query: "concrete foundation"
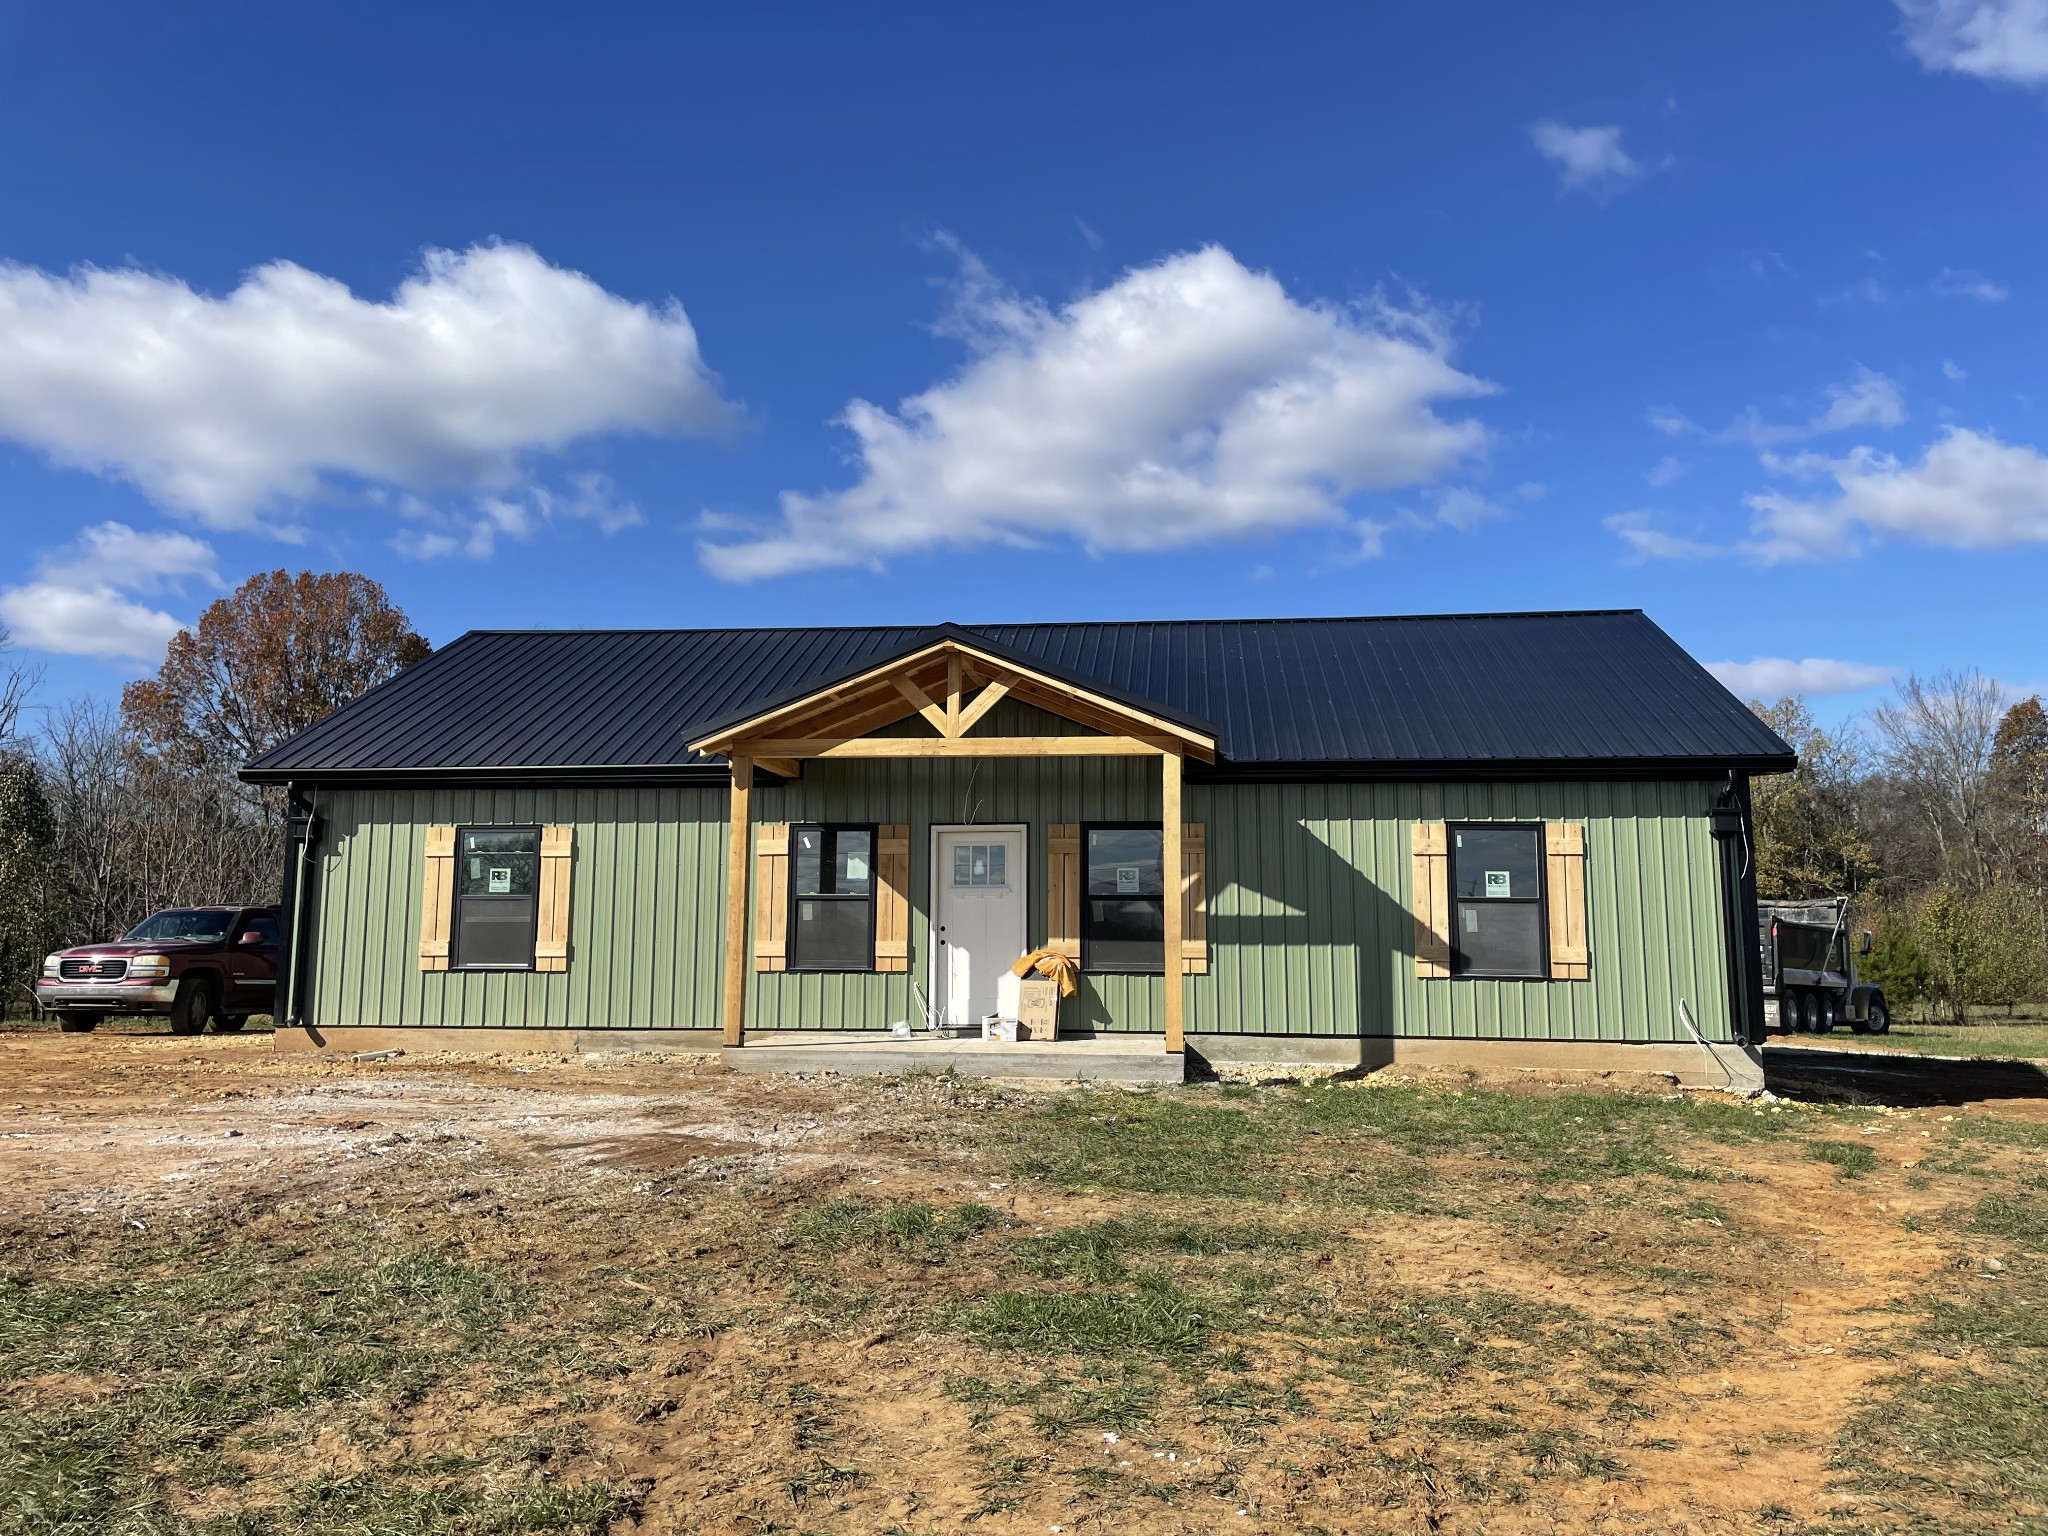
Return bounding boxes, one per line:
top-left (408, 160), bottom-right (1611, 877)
top-left (1191, 1032), bottom-right (1763, 1092)
top-left (272, 1025), bottom-right (725, 1056)
top-left (274, 1024), bottom-right (1761, 1092)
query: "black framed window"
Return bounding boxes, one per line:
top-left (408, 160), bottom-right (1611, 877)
top-left (1082, 824), bottom-right (1164, 974)
top-left (790, 824), bottom-right (876, 971)
top-left (455, 827), bottom-right (539, 970)
top-left (1449, 824), bottom-right (1546, 979)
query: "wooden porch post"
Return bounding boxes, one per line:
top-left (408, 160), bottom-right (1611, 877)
top-left (1162, 750), bottom-right (1184, 1055)
top-left (723, 753), bottom-right (752, 1047)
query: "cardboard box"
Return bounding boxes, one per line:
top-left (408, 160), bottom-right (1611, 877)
top-left (980, 1016), bottom-right (1016, 1043)
top-left (1015, 979), bottom-right (1060, 1041)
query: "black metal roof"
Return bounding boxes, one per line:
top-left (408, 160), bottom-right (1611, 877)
top-left (241, 611), bottom-right (1796, 784)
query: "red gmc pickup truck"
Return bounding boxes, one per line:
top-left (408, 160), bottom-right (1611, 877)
top-left (34, 906), bottom-right (283, 1035)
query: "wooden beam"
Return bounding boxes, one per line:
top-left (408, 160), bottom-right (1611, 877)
top-left (891, 676), bottom-right (950, 736)
top-left (946, 654), bottom-right (962, 737)
top-left (755, 757), bottom-right (801, 778)
top-left (956, 676), bottom-right (1013, 735)
top-left (738, 735), bottom-right (1168, 759)
top-left (688, 636), bottom-right (1218, 760)
top-left (723, 754), bottom-right (752, 1047)
top-left (1162, 751), bottom-right (1184, 1055)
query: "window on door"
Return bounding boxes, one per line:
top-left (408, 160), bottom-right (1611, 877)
top-left (455, 827), bottom-right (539, 970)
top-left (790, 824), bottom-right (876, 970)
top-left (1449, 824), bottom-right (1546, 979)
top-left (1082, 824), bottom-right (1164, 973)
top-left (951, 841), bottom-right (1008, 888)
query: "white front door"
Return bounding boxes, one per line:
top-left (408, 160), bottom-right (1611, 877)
top-left (932, 826), bottom-right (1028, 1029)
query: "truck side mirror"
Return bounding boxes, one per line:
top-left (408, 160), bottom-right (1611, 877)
top-left (1859, 931), bottom-right (1873, 957)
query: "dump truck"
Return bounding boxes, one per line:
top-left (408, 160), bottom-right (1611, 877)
top-left (1759, 897), bottom-right (1890, 1035)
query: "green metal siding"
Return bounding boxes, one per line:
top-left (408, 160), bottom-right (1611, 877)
top-left (304, 766), bottom-right (1736, 1043)
top-left (306, 785), bottom-right (729, 1030)
top-left (1194, 780), bottom-right (1735, 1043)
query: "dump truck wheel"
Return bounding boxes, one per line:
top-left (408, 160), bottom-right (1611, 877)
top-left (1862, 997), bottom-right (1890, 1035)
top-left (1812, 992), bottom-right (1837, 1034)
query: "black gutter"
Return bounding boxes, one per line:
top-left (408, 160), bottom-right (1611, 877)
top-left (243, 752), bottom-right (1798, 790)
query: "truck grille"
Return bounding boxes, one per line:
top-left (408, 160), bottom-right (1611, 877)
top-left (59, 958), bottom-right (126, 981)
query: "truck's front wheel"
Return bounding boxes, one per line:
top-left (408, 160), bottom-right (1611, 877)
top-left (1858, 996), bottom-right (1891, 1035)
top-left (168, 977), bottom-right (216, 1037)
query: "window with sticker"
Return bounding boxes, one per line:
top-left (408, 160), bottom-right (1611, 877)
top-left (790, 824), bottom-right (875, 971)
top-left (1449, 824), bottom-right (1545, 979)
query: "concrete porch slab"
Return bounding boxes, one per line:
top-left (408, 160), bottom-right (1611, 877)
top-left (723, 1031), bottom-right (1186, 1084)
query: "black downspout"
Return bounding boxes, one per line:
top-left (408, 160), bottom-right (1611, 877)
top-left (1710, 774), bottom-right (1766, 1047)
top-left (1731, 775), bottom-right (1768, 1047)
top-left (278, 785), bottom-right (322, 1030)
top-left (1710, 774), bottom-right (1769, 1048)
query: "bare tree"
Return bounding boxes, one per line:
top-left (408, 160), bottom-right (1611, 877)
top-left (1871, 670), bottom-right (2007, 892)
top-left (0, 626), bottom-right (42, 748)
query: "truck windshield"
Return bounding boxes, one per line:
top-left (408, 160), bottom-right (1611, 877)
top-left (124, 910), bottom-right (235, 944)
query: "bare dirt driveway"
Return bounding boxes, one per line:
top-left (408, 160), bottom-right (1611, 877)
top-left (4, 1025), bottom-right (2047, 1536)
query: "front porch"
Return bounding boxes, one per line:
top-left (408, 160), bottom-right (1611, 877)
top-left (720, 1030), bottom-right (1187, 1084)
top-left (688, 627), bottom-right (1220, 1055)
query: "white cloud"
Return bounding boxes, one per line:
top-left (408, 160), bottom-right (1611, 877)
top-left (1934, 266), bottom-right (2011, 301)
top-left (1528, 121), bottom-right (1643, 195)
top-left (700, 245), bottom-right (1495, 581)
top-left (1605, 511), bottom-right (1723, 562)
top-left (0, 523), bottom-right (219, 662)
top-left (1655, 369), bottom-right (1906, 450)
top-left (0, 243), bottom-right (732, 530)
top-left (1722, 369), bottom-right (1906, 448)
top-left (1944, 359), bottom-right (1970, 381)
top-left (390, 472), bottom-right (645, 561)
top-left (1646, 454), bottom-right (1689, 487)
top-left (1705, 657), bottom-right (1895, 699)
top-left (1426, 487), bottom-right (1507, 532)
top-left (1743, 426), bottom-right (2048, 561)
top-left (1898, 0), bottom-right (2048, 84)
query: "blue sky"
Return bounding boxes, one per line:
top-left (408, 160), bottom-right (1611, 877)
top-left (2, 1), bottom-right (2044, 722)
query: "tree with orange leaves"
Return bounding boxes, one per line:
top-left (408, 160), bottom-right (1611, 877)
top-left (121, 570), bottom-right (430, 773)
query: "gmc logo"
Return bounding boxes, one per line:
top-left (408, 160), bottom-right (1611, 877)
top-left (80, 963), bottom-right (103, 974)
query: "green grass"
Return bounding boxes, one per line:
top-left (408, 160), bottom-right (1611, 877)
top-left (783, 1198), bottom-right (1000, 1260)
top-left (0, 1231), bottom-right (627, 1536)
top-left (1785, 1003), bottom-right (2048, 1061)
top-left (997, 1078), bottom-right (1786, 1205)
top-left (1833, 1163), bottom-right (2048, 1520)
top-left (1806, 1140), bottom-right (1879, 1180)
top-left (945, 1271), bottom-right (1215, 1358)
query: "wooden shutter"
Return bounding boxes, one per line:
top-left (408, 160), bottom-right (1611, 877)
top-left (418, 825), bottom-right (456, 971)
top-left (1180, 821), bottom-right (1208, 975)
top-left (534, 826), bottom-right (574, 973)
top-left (753, 823), bottom-right (789, 971)
top-left (1545, 822), bottom-right (1590, 980)
top-left (875, 823), bottom-right (910, 972)
top-left (1047, 824), bottom-right (1081, 962)
top-left (1411, 821), bottom-right (1451, 979)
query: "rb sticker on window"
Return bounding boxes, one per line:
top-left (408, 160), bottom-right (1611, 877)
top-left (1484, 870), bottom-right (1511, 898)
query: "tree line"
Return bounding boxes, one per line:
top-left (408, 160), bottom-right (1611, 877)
top-left (0, 572), bottom-right (429, 1017)
top-left (1751, 675), bottom-right (2048, 1024)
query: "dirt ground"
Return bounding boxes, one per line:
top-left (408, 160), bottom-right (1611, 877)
top-left (5, 1025), bottom-right (2047, 1535)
